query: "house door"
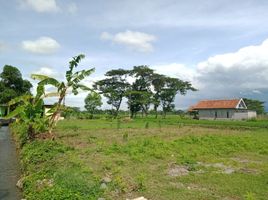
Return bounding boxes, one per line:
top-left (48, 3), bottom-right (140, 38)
top-left (215, 111), bottom-right (217, 119)
top-left (227, 111), bottom-right (229, 118)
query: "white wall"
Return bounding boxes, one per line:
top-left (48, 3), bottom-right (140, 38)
top-left (198, 109), bottom-right (256, 120)
top-left (199, 109), bottom-right (235, 120)
top-left (233, 111), bottom-right (257, 120)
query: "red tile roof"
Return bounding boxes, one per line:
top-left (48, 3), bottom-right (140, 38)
top-left (190, 99), bottom-right (241, 110)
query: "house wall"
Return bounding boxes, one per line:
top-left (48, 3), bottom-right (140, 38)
top-left (233, 111), bottom-right (257, 120)
top-left (198, 109), bottom-right (235, 120)
top-left (198, 109), bottom-right (256, 120)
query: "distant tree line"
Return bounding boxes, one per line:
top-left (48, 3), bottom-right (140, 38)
top-left (92, 65), bottom-right (197, 118)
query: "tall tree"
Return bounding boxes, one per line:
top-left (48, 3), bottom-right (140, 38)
top-left (159, 77), bottom-right (196, 117)
top-left (243, 98), bottom-right (266, 115)
top-left (84, 92), bottom-right (102, 115)
top-left (0, 65), bottom-right (32, 104)
top-left (94, 69), bottom-right (130, 117)
top-left (151, 73), bottom-right (166, 118)
top-left (128, 66), bottom-right (154, 117)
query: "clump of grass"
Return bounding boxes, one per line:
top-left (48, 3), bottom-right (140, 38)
top-left (158, 120), bottom-right (162, 131)
top-left (244, 192), bottom-right (256, 200)
top-left (145, 122), bottom-right (149, 129)
top-left (122, 132), bottom-right (128, 142)
top-left (135, 173), bottom-right (146, 191)
top-left (117, 118), bottom-right (121, 129)
top-left (21, 140), bottom-right (70, 166)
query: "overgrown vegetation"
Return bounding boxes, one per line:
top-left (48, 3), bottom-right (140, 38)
top-left (11, 117), bottom-right (268, 200)
top-left (6, 54), bottom-right (94, 141)
top-left (31, 54), bottom-right (94, 133)
top-left (4, 54), bottom-right (267, 199)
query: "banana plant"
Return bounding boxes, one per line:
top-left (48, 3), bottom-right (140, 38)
top-left (31, 54), bottom-right (95, 133)
top-left (5, 94), bottom-right (48, 140)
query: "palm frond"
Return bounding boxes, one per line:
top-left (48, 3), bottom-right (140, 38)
top-left (66, 54), bottom-right (85, 82)
top-left (3, 106), bottom-right (25, 119)
top-left (38, 77), bottom-right (61, 88)
top-left (71, 68), bottom-right (95, 84)
top-left (8, 95), bottom-right (32, 106)
top-left (44, 92), bottom-right (60, 98)
top-left (31, 74), bottom-right (53, 81)
top-left (76, 84), bottom-right (94, 92)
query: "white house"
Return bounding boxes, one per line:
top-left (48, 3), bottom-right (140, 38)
top-left (189, 98), bottom-right (257, 120)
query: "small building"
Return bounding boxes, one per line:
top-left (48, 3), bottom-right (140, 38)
top-left (43, 104), bottom-right (64, 121)
top-left (189, 98), bottom-right (257, 120)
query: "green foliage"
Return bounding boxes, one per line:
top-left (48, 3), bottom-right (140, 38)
top-left (116, 118), bottom-right (121, 129)
top-left (127, 66), bottom-right (154, 117)
top-left (244, 192), bottom-right (256, 200)
top-left (21, 140), bottom-right (69, 165)
top-left (97, 65), bottom-right (196, 119)
top-left (0, 65), bottom-right (32, 104)
top-left (32, 54), bottom-right (95, 133)
top-left (17, 139), bottom-right (102, 200)
top-left (135, 173), bottom-right (146, 191)
top-left (14, 117), bottom-right (268, 200)
top-left (6, 94), bottom-right (48, 140)
top-left (159, 77), bottom-right (196, 117)
top-left (244, 98), bottom-right (266, 115)
top-left (145, 121), bottom-right (149, 129)
top-left (94, 68), bottom-right (130, 118)
top-left (122, 132), bottom-right (128, 141)
top-left (84, 92), bottom-right (102, 114)
top-left (10, 122), bottom-right (29, 146)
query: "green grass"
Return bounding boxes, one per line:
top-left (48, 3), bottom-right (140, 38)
top-left (12, 116), bottom-right (268, 200)
top-left (57, 115), bottom-right (268, 130)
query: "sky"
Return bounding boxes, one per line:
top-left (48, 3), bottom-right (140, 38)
top-left (0, 0), bottom-right (268, 110)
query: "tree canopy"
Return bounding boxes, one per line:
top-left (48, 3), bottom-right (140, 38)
top-left (0, 65), bottom-right (32, 104)
top-left (94, 69), bottom-right (130, 117)
top-left (84, 92), bottom-right (102, 114)
top-left (95, 65), bottom-right (196, 118)
top-left (243, 98), bottom-right (266, 115)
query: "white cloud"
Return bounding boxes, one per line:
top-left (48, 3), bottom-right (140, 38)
top-left (22, 37), bottom-right (60, 54)
top-left (67, 3), bottom-right (78, 14)
top-left (101, 30), bottom-right (157, 52)
top-left (196, 38), bottom-right (268, 92)
top-left (20, 0), bottom-right (59, 13)
top-left (34, 67), bottom-right (58, 77)
top-left (252, 90), bottom-right (262, 94)
top-left (151, 39), bottom-right (268, 109)
top-left (152, 63), bottom-right (198, 84)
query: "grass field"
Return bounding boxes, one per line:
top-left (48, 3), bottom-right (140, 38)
top-left (14, 116), bottom-right (268, 200)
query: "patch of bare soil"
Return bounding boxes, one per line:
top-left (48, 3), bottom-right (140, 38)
top-left (197, 162), bottom-right (260, 174)
top-left (197, 162), bottom-right (236, 174)
top-left (167, 164), bottom-right (189, 177)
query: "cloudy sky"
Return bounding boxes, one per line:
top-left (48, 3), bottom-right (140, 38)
top-left (0, 0), bottom-right (268, 110)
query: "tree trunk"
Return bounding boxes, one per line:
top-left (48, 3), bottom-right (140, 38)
top-left (154, 105), bottom-right (158, 119)
top-left (49, 88), bottom-right (66, 134)
top-left (115, 97), bottom-right (122, 118)
top-left (28, 124), bottom-right (35, 140)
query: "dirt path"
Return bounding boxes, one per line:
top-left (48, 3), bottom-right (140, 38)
top-left (0, 126), bottom-right (22, 200)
